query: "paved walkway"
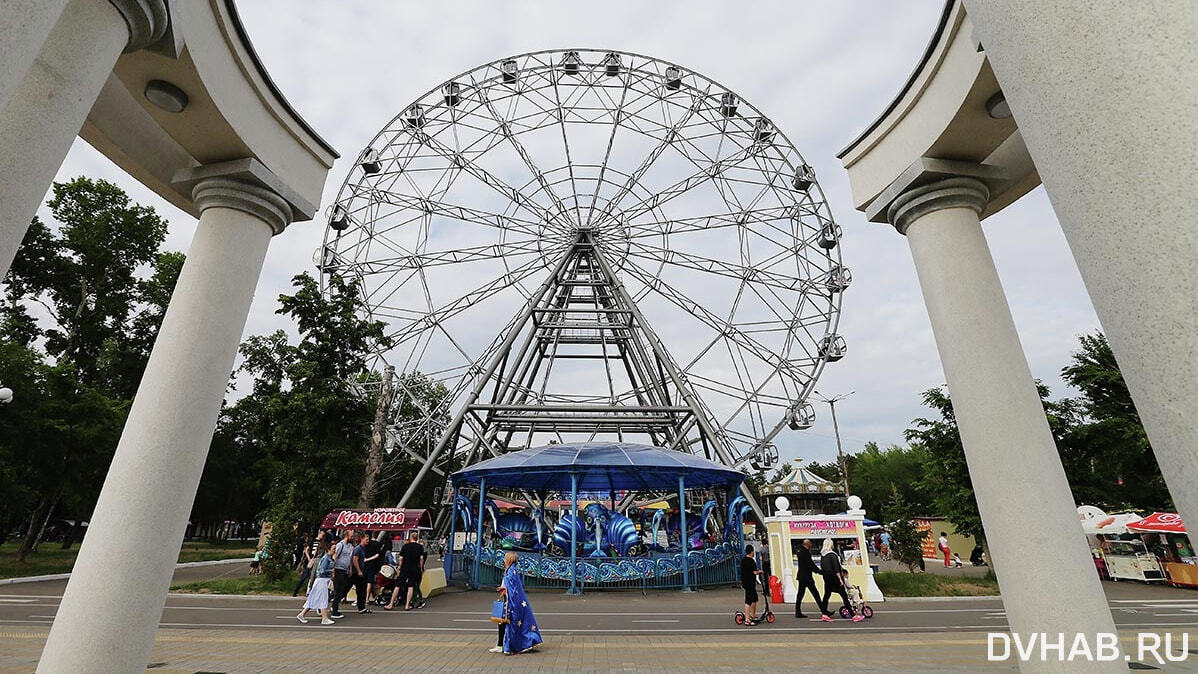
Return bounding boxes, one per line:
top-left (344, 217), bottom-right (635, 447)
top-left (0, 625), bottom-right (1020, 672)
top-left (3, 566), bottom-right (1197, 671)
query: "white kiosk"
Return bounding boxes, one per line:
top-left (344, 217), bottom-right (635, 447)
top-left (766, 495), bottom-right (884, 602)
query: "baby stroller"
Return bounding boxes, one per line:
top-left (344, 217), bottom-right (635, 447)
top-left (838, 579), bottom-right (874, 619)
top-left (372, 564), bottom-right (398, 606)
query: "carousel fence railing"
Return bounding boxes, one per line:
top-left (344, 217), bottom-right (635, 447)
top-left (458, 545), bottom-right (739, 591)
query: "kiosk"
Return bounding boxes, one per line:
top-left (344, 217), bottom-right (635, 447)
top-left (1127, 513), bottom-right (1197, 588)
top-left (1076, 506), bottom-right (1164, 583)
top-left (765, 495), bottom-right (884, 602)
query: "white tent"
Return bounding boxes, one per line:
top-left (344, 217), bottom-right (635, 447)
top-left (1077, 505), bottom-right (1142, 536)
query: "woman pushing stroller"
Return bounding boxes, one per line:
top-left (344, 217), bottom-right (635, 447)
top-left (818, 538), bottom-right (864, 622)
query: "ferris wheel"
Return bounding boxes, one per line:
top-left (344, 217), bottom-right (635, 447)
top-left (319, 49), bottom-right (848, 508)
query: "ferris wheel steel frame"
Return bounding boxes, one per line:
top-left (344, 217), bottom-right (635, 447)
top-left (319, 48), bottom-right (849, 522)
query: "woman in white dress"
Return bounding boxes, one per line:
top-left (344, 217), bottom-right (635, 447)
top-left (297, 540), bottom-right (335, 625)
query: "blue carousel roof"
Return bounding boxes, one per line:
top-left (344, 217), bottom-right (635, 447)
top-left (450, 441), bottom-right (746, 492)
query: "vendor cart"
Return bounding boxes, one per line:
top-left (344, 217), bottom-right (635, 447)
top-left (1101, 539), bottom-right (1165, 582)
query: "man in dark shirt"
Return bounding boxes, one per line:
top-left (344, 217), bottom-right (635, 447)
top-left (740, 544), bottom-right (761, 625)
top-left (794, 538), bottom-right (824, 618)
top-left (361, 532), bottom-right (382, 604)
top-left (391, 532), bottom-right (426, 611)
top-left (351, 535), bottom-right (371, 613)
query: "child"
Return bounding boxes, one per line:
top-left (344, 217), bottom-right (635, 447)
top-left (952, 552), bottom-right (963, 568)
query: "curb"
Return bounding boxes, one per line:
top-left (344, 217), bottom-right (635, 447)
top-left (882, 595), bottom-right (1000, 602)
top-left (0, 557), bottom-right (251, 586)
top-left (166, 591), bottom-right (296, 601)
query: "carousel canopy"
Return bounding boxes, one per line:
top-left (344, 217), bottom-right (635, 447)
top-left (762, 459), bottom-right (843, 496)
top-left (450, 442), bottom-right (745, 492)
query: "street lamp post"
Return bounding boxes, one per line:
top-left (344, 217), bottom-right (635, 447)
top-left (813, 391), bottom-right (854, 494)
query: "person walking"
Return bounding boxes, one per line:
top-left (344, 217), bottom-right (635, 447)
top-left (793, 539), bottom-right (824, 619)
top-left (740, 544), bottom-right (762, 626)
top-left (939, 531), bottom-right (951, 568)
top-left (818, 539), bottom-right (862, 622)
top-left (879, 530), bottom-right (891, 560)
top-left (387, 532), bottom-right (425, 611)
top-left (330, 530), bottom-right (355, 618)
top-left (361, 531), bottom-right (383, 605)
top-left (491, 551), bottom-right (542, 654)
top-left (297, 540), bottom-right (335, 625)
top-left (350, 534), bottom-right (372, 614)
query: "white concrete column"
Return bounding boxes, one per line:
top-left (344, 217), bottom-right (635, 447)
top-left (0, 0), bottom-right (167, 280)
top-left (0, 0), bottom-right (70, 112)
top-left (892, 177), bottom-right (1123, 670)
top-left (964, 2), bottom-right (1198, 538)
top-left (37, 170), bottom-right (290, 673)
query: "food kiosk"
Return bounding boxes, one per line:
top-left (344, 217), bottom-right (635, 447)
top-left (1077, 505), bottom-right (1150, 581)
top-left (320, 508), bottom-right (445, 597)
top-left (1127, 513), bottom-right (1197, 588)
top-left (765, 495), bottom-right (884, 602)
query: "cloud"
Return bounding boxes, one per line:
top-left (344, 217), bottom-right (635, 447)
top-left (47, 0), bottom-right (1101, 477)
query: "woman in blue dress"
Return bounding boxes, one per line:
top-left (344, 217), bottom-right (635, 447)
top-left (491, 551), bottom-right (542, 655)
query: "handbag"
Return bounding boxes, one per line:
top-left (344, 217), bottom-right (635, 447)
top-left (490, 599), bottom-right (509, 624)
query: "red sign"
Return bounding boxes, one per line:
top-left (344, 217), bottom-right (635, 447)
top-left (320, 508), bottom-right (431, 531)
top-left (1127, 512), bottom-right (1186, 534)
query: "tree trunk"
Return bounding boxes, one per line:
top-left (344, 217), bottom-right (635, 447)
top-left (31, 495), bottom-right (59, 552)
top-left (358, 365), bottom-right (395, 508)
top-left (59, 516), bottom-right (83, 550)
top-left (17, 498), bottom-right (50, 562)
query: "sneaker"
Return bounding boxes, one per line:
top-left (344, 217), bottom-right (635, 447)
top-left (488, 646), bottom-right (503, 653)
top-left (296, 614), bottom-right (308, 624)
top-left (358, 608), bottom-right (373, 614)
top-left (795, 613), bottom-right (808, 619)
top-left (321, 619), bottom-right (335, 625)
top-left (330, 612), bottom-right (344, 619)
top-left (852, 615), bottom-right (865, 622)
top-left (820, 615), bottom-right (833, 622)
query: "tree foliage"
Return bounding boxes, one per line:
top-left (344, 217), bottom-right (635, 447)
top-left (884, 488), bottom-right (928, 573)
top-left (0, 178), bottom-right (176, 557)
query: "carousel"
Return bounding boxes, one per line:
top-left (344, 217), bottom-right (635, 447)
top-left (445, 441), bottom-right (749, 593)
top-left (760, 459), bottom-right (846, 516)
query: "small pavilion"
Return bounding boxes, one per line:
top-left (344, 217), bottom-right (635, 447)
top-left (760, 459), bottom-right (846, 516)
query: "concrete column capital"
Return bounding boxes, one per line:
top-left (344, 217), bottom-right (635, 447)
top-left (174, 158), bottom-right (315, 236)
top-left (887, 176), bottom-right (990, 235)
top-left (190, 177), bottom-right (291, 235)
top-left (107, 0), bottom-right (169, 52)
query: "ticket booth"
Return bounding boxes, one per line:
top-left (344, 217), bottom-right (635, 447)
top-left (765, 496), bottom-right (884, 602)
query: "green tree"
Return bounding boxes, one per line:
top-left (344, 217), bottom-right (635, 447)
top-left (1057, 332), bottom-right (1170, 512)
top-left (0, 177), bottom-right (176, 558)
top-left (906, 386), bottom-right (985, 540)
top-left (842, 442), bottom-right (935, 523)
top-left (227, 272), bottom-right (394, 579)
top-left (884, 487), bottom-right (929, 573)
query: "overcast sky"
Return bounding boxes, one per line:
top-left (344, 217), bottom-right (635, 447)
top-left (46, 0), bottom-right (1101, 481)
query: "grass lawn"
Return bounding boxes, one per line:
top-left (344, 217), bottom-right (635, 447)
top-left (0, 540), bottom-right (255, 580)
top-left (171, 571), bottom-right (298, 596)
top-left (875, 570), bottom-right (1000, 597)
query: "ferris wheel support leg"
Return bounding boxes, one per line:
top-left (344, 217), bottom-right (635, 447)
top-left (589, 236), bottom-right (769, 524)
top-left (397, 242), bottom-right (579, 508)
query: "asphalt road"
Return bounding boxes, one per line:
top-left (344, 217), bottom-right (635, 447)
top-left (2, 562), bottom-right (1197, 637)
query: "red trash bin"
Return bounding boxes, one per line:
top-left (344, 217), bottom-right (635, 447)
top-left (769, 575), bottom-right (783, 604)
